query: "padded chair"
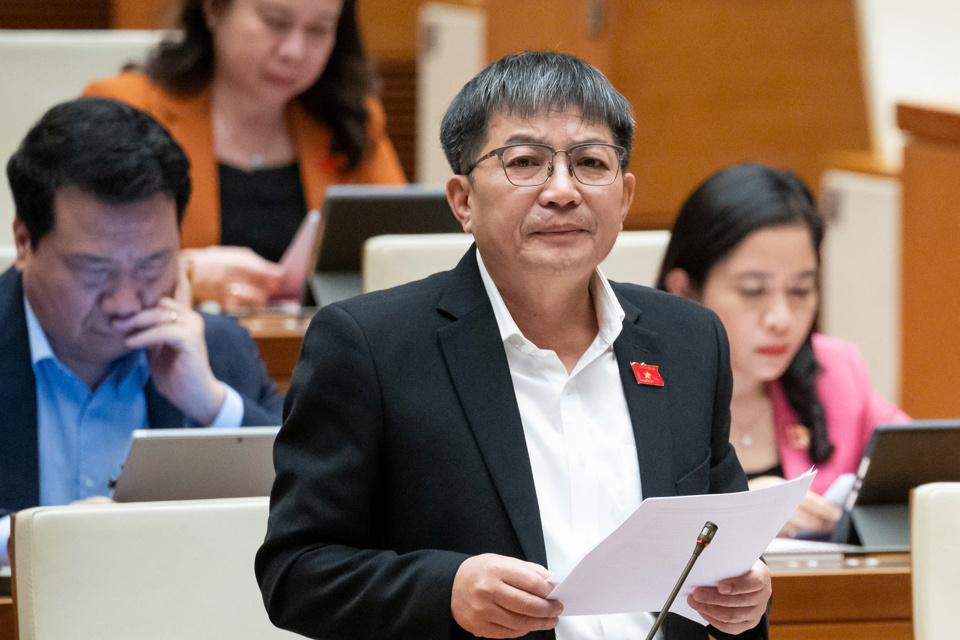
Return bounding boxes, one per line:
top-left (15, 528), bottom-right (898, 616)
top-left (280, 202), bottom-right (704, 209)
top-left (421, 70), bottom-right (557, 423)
top-left (599, 230), bottom-right (670, 286)
top-left (0, 245), bottom-right (16, 272)
top-left (362, 230), bottom-right (671, 293)
top-left (911, 482), bottom-right (960, 640)
top-left (12, 498), bottom-right (296, 640)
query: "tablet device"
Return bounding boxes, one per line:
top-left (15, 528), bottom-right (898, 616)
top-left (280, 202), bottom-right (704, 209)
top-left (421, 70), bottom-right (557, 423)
top-left (305, 184), bottom-right (463, 306)
top-left (110, 427), bottom-right (279, 502)
top-left (833, 420), bottom-right (960, 551)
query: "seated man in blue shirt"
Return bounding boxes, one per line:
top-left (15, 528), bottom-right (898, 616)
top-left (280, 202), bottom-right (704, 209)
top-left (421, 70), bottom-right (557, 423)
top-left (0, 98), bottom-right (284, 563)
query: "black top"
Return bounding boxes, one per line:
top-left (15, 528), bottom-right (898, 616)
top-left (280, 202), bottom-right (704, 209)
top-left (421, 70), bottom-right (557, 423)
top-left (745, 463), bottom-right (785, 481)
top-left (218, 162), bottom-right (308, 263)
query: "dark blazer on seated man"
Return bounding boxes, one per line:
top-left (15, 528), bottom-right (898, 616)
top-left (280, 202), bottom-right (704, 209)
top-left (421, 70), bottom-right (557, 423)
top-left (0, 267), bottom-right (284, 516)
top-left (0, 97), bottom-right (283, 539)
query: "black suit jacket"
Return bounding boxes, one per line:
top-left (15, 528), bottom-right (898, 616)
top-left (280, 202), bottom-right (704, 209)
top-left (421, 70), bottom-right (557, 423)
top-left (256, 249), bottom-right (767, 640)
top-left (0, 267), bottom-right (284, 516)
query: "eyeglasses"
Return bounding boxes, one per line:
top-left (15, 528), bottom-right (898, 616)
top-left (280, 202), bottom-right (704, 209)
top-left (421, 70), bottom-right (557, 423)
top-left (464, 142), bottom-right (626, 187)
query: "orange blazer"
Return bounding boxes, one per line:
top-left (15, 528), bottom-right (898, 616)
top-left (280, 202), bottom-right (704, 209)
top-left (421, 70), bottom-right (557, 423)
top-left (83, 72), bottom-right (406, 249)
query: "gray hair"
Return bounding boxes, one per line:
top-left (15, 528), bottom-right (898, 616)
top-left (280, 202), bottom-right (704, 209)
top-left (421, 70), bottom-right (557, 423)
top-left (440, 51), bottom-right (635, 175)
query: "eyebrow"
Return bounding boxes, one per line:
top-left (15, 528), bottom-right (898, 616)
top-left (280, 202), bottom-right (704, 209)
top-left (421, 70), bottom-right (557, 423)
top-left (501, 133), bottom-right (612, 147)
top-left (67, 249), bottom-right (175, 267)
top-left (256, 1), bottom-right (339, 21)
top-left (733, 269), bottom-right (818, 282)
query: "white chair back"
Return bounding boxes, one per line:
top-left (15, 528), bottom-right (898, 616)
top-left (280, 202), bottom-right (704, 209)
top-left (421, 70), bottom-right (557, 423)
top-left (362, 233), bottom-right (473, 293)
top-left (13, 497), bottom-right (295, 640)
top-left (598, 230), bottom-right (670, 286)
top-left (911, 482), bottom-right (960, 640)
top-left (362, 230), bottom-right (670, 293)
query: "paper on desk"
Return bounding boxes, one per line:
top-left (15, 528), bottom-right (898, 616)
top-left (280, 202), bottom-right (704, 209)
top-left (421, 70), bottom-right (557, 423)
top-left (547, 469), bottom-right (815, 624)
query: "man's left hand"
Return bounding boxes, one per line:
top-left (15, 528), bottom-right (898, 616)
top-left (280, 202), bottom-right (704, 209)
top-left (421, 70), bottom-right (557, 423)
top-left (686, 559), bottom-right (771, 635)
top-left (116, 297), bottom-right (225, 425)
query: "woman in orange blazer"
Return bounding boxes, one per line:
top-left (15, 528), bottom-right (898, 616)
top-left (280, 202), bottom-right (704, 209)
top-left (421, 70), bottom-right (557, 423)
top-left (84, 0), bottom-right (405, 307)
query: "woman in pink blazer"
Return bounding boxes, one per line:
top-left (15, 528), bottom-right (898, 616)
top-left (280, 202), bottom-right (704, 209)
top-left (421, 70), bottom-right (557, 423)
top-left (657, 163), bottom-right (909, 538)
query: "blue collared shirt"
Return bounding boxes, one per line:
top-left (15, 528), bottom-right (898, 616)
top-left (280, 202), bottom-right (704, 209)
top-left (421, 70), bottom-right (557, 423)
top-left (0, 299), bottom-right (244, 566)
top-left (26, 298), bottom-right (153, 506)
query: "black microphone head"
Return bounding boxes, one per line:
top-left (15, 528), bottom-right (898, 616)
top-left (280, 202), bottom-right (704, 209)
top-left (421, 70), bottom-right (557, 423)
top-left (698, 521), bottom-right (718, 546)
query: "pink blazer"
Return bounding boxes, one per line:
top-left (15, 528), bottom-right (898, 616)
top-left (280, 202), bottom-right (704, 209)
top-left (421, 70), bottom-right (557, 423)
top-left (769, 334), bottom-right (910, 495)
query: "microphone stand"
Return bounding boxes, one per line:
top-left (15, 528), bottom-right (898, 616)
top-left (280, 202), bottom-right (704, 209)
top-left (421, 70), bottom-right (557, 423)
top-left (644, 521), bottom-right (718, 640)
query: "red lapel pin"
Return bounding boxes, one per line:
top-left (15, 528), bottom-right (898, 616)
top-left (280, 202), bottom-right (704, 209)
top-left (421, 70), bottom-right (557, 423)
top-left (786, 424), bottom-right (811, 450)
top-left (631, 362), bottom-right (664, 387)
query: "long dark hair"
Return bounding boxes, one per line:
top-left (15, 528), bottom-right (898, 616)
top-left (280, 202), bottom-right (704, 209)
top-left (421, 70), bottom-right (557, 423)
top-left (143, 0), bottom-right (370, 170)
top-left (656, 163), bottom-right (833, 464)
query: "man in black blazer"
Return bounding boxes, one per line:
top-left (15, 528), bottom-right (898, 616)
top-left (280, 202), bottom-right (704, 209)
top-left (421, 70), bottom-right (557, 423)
top-left (257, 52), bottom-right (770, 640)
top-left (0, 99), bottom-right (282, 530)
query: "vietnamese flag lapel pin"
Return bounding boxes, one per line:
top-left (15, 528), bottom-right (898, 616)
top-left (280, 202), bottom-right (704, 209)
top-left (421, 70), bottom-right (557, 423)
top-left (631, 362), bottom-right (664, 387)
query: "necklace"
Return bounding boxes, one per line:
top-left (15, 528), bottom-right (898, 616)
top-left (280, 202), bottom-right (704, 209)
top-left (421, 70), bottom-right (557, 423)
top-left (731, 392), bottom-right (773, 449)
top-left (252, 154), bottom-right (265, 170)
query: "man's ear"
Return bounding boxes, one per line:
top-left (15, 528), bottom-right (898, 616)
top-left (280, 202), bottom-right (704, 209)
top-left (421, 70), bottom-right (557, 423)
top-left (664, 268), bottom-right (694, 298)
top-left (618, 172), bottom-right (636, 230)
top-left (12, 218), bottom-right (32, 272)
top-left (446, 175), bottom-right (474, 233)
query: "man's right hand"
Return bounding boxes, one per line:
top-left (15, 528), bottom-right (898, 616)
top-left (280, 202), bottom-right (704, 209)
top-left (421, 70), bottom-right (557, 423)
top-left (451, 553), bottom-right (563, 638)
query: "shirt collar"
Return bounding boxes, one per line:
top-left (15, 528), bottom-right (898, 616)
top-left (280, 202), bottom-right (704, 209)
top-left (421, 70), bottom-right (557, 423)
top-left (24, 297), bottom-right (149, 389)
top-left (25, 296), bottom-right (56, 366)
top-left (475, 247), bottom-right (625, 348)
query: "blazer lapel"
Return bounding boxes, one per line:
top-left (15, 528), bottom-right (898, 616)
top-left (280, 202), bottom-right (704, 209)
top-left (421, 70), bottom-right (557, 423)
top-left (436, 250), bottom-right (548, 566)
top-left (613, 292), bottom-right (679, 499)
top-left (0, 269), bottom-right (41, 511)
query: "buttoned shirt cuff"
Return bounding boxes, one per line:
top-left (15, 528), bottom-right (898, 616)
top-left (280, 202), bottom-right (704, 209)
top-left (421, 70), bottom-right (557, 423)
top-left (209, 384), bottom-right (244, 429)
top-left (1, 515), bottom-right (10, 566)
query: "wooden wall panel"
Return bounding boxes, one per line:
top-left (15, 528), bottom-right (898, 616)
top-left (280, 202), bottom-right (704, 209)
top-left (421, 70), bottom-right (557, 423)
top-left (611, 0), bottom-right (872, 228)
top-left (484, 0), bottom-right (617, 77)
top-left (376, 58), bottom-right (418, 181)
top-left (898, 104), bottom-right (960, 418)
top-left (359, 0), bottom-right (480, 59)
top-left (0, 0), bottom-right (110, 29)
top-left (112, 0), bottom-right (177, 29)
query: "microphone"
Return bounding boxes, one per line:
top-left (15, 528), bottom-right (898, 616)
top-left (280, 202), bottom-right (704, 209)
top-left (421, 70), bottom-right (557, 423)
top-left (644, 521), bottom-right (718, 640)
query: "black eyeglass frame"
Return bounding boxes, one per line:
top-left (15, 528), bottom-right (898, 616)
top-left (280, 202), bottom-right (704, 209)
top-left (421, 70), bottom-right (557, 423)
top-left (463, 142), bottom-right (627, 186)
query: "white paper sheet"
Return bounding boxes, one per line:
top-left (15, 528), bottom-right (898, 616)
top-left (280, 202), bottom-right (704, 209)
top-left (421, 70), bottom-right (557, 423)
top-left (547, 470), bottom-right (815, 624)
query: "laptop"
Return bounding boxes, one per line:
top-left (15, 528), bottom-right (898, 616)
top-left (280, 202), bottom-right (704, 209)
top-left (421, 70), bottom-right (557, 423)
top-left (833, 420), bottom-right (960, 551)
top-left (110, 427), bottom-right (279, 502)
top-left (305, 184), bottom-right (463, 306)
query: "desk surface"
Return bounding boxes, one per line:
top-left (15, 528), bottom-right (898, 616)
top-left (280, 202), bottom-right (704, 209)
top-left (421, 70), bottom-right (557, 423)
top-left (0, 596), bottom-right (11, 640)
top-left (1, 555), bottom-right (913, 640)
top-left (768, 553), bottom-right (912, 640)
top-left (236, 311), bottom-right (311, 395)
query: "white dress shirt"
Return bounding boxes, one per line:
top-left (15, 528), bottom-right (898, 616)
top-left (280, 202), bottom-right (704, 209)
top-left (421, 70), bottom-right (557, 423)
top-left (476, 250), bottom-right (658, 640)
